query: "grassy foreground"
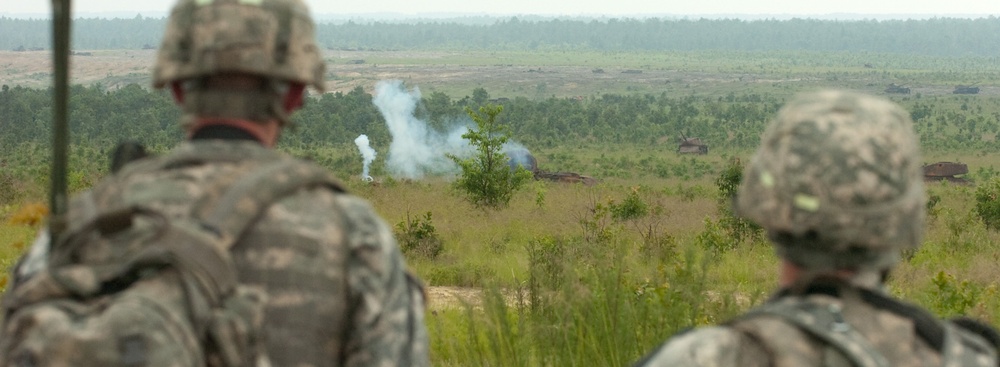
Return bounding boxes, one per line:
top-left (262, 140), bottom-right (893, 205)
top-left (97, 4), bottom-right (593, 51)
top-left (3, 147), bottom-right (1000, 366)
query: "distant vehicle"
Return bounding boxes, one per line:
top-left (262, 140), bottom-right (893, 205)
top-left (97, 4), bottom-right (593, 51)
top-left (507, 147), bottom-right (597, 185)
top-left (677, 136), bottom-right (708, 155)
top-left (923, 161), bottom-right (969, 184)
top-left (953, 85), bottom-right (980, 94)
top-left (884, 84), bottom-right (910, 94)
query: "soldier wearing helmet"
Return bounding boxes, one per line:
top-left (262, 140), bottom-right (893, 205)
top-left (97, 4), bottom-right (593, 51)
top-left (635, 90), bottom-right (998, 367)
top-left (19, 0), bottom-right (428, 365)
top-left (151, 1), bottom-right (430, 365)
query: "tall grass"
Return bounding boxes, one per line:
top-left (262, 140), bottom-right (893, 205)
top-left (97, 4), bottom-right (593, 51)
top-left (3, 143), bottom-right (1000, 365)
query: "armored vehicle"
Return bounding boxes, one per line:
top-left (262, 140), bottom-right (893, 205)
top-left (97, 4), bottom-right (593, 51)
top-left (923, 162), bottom-right (969, 184)
top-left (953, 86), bottom-right (980, 94)
top-left (884, 84), bottom-right (911, 94)
top-left (677, 136), bottom-right (709, 155)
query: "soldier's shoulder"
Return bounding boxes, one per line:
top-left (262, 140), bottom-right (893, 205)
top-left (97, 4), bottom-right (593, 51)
top-left (638, 326), bottom-right (760, 367)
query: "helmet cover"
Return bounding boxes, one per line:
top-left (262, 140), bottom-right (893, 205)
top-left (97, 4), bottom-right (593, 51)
top-left (153, 0), bottom-right (325, 92)
top-left (735, 90), bottom-right (925, 269)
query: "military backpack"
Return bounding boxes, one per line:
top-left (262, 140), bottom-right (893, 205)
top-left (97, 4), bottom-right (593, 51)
top-left (0, 157), bottom-right (343, 367)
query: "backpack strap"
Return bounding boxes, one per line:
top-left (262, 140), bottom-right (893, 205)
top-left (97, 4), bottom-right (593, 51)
top-left (166, 158), bottom-right (346, 307)
top-left (732, 300), bottom-right (891, 367)
top-left (18, 158), bottom-right (345, 304)
top-left (203, 158), bottom-right (346, 247)
top-left (947, 317), bottom-right (1000, 367)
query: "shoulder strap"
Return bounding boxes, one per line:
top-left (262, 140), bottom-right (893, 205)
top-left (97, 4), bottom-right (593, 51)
top-left (947, 317), bottom-right (1000, 367)
top-left (203, 158), bottom-right (346, 249)
top-left (735, 300), bottom-right (890, 367)
top-left (168, 158), bottom-right (346, 304)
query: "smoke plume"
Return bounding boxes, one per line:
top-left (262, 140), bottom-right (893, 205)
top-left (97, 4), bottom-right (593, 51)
top-left (373, 80), bottom-right (471, 179)
top-left (354, 134), bottom-right (377, 181)
top-left (372, 79), bottom-right (533, 180)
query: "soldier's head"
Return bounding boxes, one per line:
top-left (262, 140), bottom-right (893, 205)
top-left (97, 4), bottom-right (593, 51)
top-left (735, 90), bottom-right (924, 282)
top-left (152, 0), bottom-right (325, 141)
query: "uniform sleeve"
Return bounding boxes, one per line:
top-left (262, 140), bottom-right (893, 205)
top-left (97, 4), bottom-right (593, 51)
top-left (336, 195), bottom-right (430, 367)
top-left (636, 326), bottom-right (766, 367)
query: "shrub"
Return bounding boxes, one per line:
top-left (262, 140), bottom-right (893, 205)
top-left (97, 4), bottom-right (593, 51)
top-left (395, 211), bottom-right (444, 259)
top-left (974, 177), bottom-right (1000, 231)
top-left (448, 104), bottom-right (533, 210)
top-left (610, 186), bottom-right (648, 221)
top-left (714, 157), bottom-right (763, 245)
top-left (929, 271), bottom-right (984, 317)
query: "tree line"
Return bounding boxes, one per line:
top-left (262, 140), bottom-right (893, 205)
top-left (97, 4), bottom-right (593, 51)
top-left (3, 16), bottom-right (1000, 56)
top-left (3, 83), bottom-right (999, 156)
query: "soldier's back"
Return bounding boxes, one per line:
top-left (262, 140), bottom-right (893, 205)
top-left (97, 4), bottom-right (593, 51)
top-left (637, 284), bottom-right (995, 367)
top-left (92, 140), bottom-right (427, 367)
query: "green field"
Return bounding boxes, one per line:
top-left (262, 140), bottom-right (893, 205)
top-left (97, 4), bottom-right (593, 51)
top-left (3, 49), bottom-right (1000, 365)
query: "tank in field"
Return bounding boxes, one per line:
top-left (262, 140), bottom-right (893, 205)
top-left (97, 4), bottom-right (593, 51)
top-left (923, 162), bottom-right (969, 184)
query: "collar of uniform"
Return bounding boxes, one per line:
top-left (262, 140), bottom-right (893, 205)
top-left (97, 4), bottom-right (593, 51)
top-left (167, 139), bottom-right (283, 166)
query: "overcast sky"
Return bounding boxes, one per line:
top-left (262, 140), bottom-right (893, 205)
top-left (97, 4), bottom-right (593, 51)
top-left (2, 0), bottom-right (998, 18)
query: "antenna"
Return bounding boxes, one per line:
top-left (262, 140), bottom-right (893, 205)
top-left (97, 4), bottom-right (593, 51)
top-left (49, 0), bottom-right (72, 242)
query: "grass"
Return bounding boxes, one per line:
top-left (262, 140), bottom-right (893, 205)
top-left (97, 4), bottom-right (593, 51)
top-left (4, 142), bottom-right (1000, 365)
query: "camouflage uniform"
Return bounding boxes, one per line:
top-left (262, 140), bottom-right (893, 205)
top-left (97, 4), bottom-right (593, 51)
top-left (64, 140), bottom-right (428, 367)
top-left (636, 90), bottom-right (998, 367)
top-left (12, 0), bottom-right (430, 365)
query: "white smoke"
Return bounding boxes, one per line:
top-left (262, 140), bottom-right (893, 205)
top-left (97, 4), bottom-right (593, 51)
top-left (354, 134), bottom-right (377, 181)
top-left (373, 80), bottom-right (473, 179)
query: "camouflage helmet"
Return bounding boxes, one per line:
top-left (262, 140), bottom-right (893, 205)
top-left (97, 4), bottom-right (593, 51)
top-left (152, 0), bottom-right (325, 92)
top-left (735, 90), bottom-right (925, 270)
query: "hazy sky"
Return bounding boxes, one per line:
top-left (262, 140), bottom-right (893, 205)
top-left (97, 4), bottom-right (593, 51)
top-left (3, 0), bottom-right (999, 18)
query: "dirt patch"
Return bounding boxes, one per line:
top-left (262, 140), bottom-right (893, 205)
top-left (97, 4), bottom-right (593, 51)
top-left (0, 49), bottom-right (787, 97)
top-left (3, 49), bottom-right (992, 98)
top-left (425, 286), bottom-right (485, 312)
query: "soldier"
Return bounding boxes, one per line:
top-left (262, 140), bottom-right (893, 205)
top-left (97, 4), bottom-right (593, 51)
top-left (635, 90), bottom-right (998, 366)
top-left (8, 0), bottom-right (429, 366)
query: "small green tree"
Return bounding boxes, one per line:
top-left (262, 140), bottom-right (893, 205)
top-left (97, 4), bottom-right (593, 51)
top-left (448, 104), bottom-right (533, 209)
top-left (974, 177), bottom-right (1000, 231)
top-left (714, 157), bottom-right (763, 245)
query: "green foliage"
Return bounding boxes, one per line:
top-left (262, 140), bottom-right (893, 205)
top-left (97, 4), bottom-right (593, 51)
top-left (448, 105), bottom-right (533, 210)
top-left (610, 187), bottom-right (648, 221)
top-left (713, 157), bottom-right (763, 246)
top-left (926, 193), bottom-right (942, 221)
top-left (423, 262), bottom-right (496, 287)
top-left (929, 271), bottom-right (987, 317)
top-left (532, 182), bottom-right (546, 209)
top-left (453, 235), bottom-right (728, 366)
top-left (974, 177), bottom-right (1000, 231)
top-left (695, 217), bottom-right (735, 256)
top-left (578, 196), bottom-right (620, 245)
top-left (715, 157), bottom-right (743, 200)
top-left (394, 211), bottom-right (444, 259)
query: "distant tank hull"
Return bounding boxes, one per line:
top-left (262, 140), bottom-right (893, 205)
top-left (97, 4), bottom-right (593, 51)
top-left (923, 162), bottom-right (969, 184)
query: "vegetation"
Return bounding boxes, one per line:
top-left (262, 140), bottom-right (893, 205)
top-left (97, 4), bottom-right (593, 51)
top-left (448, 104), bottom-right (533, 210)
top-left (974, 177), bottom-right (1000, 231)
top-left (3, 44), bottom-right (1000, 366)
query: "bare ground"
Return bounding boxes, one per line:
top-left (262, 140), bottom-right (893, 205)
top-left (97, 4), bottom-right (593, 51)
top-left (10, 49), bottom-right (988, 98)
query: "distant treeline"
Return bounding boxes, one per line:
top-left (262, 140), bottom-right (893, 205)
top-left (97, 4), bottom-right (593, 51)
top-left (2, 16), bottom-right (1000, 56)
top-left (2, 83), bottom-right (998, 155)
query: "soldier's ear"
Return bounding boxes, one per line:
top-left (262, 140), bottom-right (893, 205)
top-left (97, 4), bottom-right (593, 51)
top-left (282, 83), bottom-right (306, 113)
top-left (170, 81), bottom-right (185, 105)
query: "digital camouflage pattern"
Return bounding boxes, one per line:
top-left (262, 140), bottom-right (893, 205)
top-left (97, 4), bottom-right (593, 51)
top-left (735, 90), bottom-right (925, 270)
top-left (638, 285), bottom-right (997, 367)
top-left (636, 91), bottom-right (997, 367)
top-left (3, 141), bottom-right (429, 367)
top-left (121, 141), bottom-right (428, 367)
top-left (153, 0), bottom-right (326, 92)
